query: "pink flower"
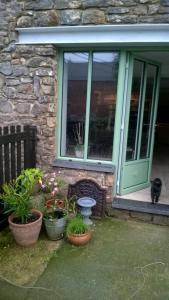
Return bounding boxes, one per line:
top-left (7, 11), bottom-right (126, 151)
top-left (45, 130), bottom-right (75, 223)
top-left (51, 191), bottom-right (55, 196)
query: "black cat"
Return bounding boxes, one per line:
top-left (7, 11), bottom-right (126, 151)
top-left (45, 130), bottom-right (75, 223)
top-left (151, 178), bottom-right (162, 204)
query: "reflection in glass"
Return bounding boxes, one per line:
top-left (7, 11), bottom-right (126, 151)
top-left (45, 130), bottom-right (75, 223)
top-left (126, 60), bottom-right (144, 161)
top-left (88, 52), bottom-right (119, 161)
top-left (61, 52), bottom-right (88, 158)
top-left (140, 65), bottom-right (157, 158)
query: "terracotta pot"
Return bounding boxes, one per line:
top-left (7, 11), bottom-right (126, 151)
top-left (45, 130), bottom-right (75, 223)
top-left (46, 199), bottom-right (65, 209)
top-left (8, 209), bottom-right (42, 247)
top-left (67, 231), bottom-right (91, 246)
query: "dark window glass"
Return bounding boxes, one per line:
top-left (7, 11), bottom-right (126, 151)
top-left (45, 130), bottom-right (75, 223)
top-left (88, 52), bottom-right (119, 161)
top-left (140, 65), bottom-right (157, 158)
top-left (61, 52), bottom-right (88, 158)
top-left (126, 60), bottom-right (144, 161)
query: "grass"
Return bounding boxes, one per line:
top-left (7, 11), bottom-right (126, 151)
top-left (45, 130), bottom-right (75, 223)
top-left (0, 227), bottom-right (62, 286)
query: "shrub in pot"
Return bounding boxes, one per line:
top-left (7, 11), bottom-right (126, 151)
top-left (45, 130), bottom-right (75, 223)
top-left (43, 195), bottom-right (77, 240)
top-left (0, 168), bottom-right (43, 247)
top-left (39, 174), bottom-right (65, 208)
top-left (18, 168), bottom-right (43, 195)
top-left (66, 215), bottom-right (91, 246)
top-left (39, 173), bottom-right (77, 240)
top-left (39, 174), bottom-right (67, 240)
top-left (43, 207), bottom-right (67, 241)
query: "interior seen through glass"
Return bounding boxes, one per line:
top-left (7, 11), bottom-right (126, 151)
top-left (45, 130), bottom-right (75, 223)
top-left (119, 51), bottom-right (169, 203)
top-left (61, 52), bottom-right (88, 158)
top-left (126, 60), bottom-right (144, 161)
top-left (140, 64), bottom-right (157, 158)
top-left (88, 52), bottom-right (119, 160)
top-left (61, 51), bottom-right (119, 161)
top-left (126, 60), bottom-right (157, 161)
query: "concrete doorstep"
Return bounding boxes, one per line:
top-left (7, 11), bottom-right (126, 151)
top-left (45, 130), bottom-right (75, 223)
top-left (108, 198), bottom-right (169, 226)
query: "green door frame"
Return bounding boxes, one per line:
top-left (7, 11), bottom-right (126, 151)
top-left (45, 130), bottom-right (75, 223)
top-left (115, 53), bottom-right (161, 195)
top-left (56, 48), bottom-right (126, 166)
top-left (56, 46), bottom-right (164, 198)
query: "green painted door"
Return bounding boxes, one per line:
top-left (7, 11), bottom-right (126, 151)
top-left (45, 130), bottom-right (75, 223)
top-left (118, 56), bottom-right (160, 195)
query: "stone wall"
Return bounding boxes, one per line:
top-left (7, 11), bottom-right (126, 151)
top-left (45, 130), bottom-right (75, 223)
top-left (0, 0), bottom-right (169, 205)
top-left (52, 167), bottom-right (114, 207)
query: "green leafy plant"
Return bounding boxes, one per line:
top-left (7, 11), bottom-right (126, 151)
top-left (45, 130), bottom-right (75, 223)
top-left (64, 195), bottom-right (77, 216)
top-left (43, 208), bottom-right (67, 221)
top-left (66, 215), bottom-right (88, 235)
top-left (0, 180), bottom-right (31, 224)
top-left (16, 168), bottom-right (43, 195)
top-left (0, 168), bottom-right (43, 224)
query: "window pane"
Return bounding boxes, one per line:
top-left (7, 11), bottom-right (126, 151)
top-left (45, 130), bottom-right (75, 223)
top-left (140, 65), bottom-right (157, 159)
top-left (88, 52), bottom-right (119, 161)
top-left (126, 60), bottom-right (144, 161)
top-left (61, 52), bottom-right (88, 158)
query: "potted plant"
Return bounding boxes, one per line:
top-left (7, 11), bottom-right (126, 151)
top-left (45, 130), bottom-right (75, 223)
top-left (64, 195), bottom-right (77, 219)
top-left (39, 173), bottom-right (68, 240)
top-left (43, 207), bottom-right (67, 241)
top-left (73, 122), bottom-right (84, 158)
top-left (0, 168), bottom-right (43, 247)
top-left (18, 168), bottom-right (43, 195)
top-left (66, 215), bottom-right (91, 246)
top-left (39, 173), bottom-right (65, 208)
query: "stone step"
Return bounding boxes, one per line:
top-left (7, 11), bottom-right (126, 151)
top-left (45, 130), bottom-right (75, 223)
top-left (109, 197), bottom-right (169, 226)
top-left (113, 197), bottom-right (169, 216)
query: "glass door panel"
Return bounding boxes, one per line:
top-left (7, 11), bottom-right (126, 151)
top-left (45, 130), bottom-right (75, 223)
top-left (119, 55), bottom-right (160, 195)
top-left (126, 60), bottom-right (144, 161)
top-left (140, 65), bottom-right (157, 158)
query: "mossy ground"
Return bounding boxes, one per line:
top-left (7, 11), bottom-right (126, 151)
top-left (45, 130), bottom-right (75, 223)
top-left (0, 228), bottom-right (61, 286)
top-left (1, 218), bottom-right (169, 300)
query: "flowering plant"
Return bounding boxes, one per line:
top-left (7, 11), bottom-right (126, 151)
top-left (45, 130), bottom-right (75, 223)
top-left (39, 173), bottom-right (77, 219)
top-left (38, 173), bottom-right (66, 212)
top-left (39, 173), bottom-right (65, 198)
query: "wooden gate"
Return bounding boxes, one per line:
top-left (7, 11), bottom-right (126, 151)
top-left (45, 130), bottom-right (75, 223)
top-left (0, 125), bottom-right (37, 187)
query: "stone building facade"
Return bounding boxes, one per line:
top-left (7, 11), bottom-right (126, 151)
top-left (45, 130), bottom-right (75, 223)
top-left (0, 0), bottom-right (168, 208)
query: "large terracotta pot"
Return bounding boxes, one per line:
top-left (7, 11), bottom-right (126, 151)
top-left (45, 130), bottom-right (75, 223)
top-left (67, 231), bottom-right (91, 246)
top-left (8, 209), bottom-right (42, 247)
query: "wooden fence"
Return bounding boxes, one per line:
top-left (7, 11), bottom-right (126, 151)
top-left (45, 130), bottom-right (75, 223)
top-left (0, 125), bottom-right (37, 187)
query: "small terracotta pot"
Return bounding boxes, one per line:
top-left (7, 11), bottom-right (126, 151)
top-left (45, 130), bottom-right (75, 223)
top-left (67, 231), bottom-right (91, 246)
top-left (46, 199), bottom-right (65, 209)
top-left (8, 209), bottom-right (42, 247)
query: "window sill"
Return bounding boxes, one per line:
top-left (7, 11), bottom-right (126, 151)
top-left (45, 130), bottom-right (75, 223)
top-left (52, 159), bottom-right (115, 173)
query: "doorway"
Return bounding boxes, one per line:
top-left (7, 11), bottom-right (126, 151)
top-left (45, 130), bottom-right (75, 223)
top-left (117, 51), bottom-right (169, 204)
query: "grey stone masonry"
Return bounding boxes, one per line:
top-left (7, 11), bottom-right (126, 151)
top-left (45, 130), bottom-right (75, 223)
top-left (0, 0), bottom-right (168, 205)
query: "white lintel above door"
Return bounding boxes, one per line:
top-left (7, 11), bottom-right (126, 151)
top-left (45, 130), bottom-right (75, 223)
top-left (16, 24), bottom-right (169, 46)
